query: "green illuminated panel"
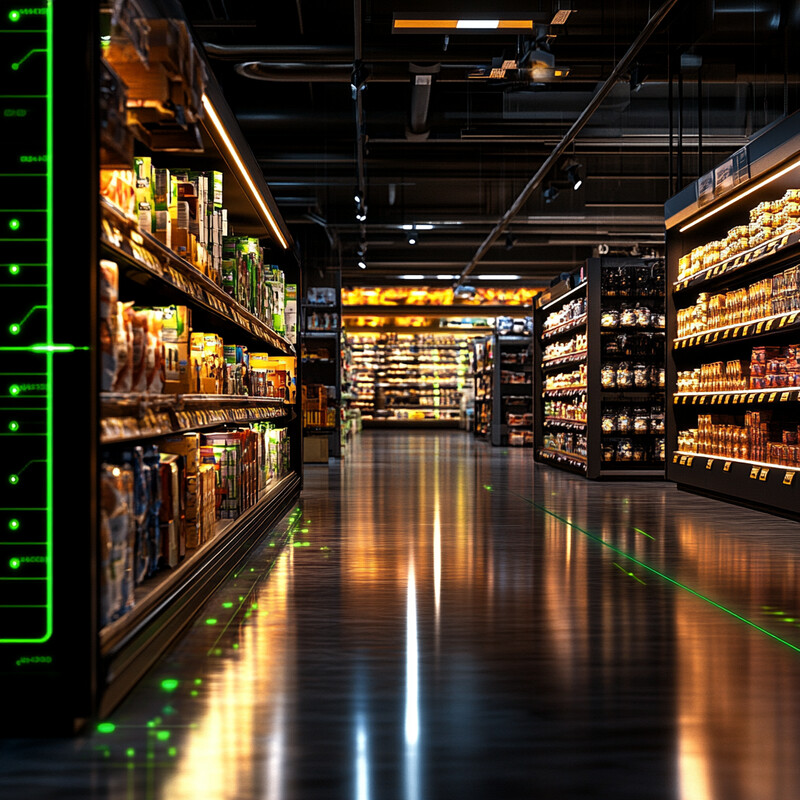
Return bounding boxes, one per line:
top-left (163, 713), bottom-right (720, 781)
top-left (0, 2), bottom-right (53, 644)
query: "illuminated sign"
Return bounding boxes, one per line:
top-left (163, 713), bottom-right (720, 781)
top-left (342, 286), bottom-right (540, 307)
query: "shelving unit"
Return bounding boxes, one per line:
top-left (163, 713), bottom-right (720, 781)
top-left (301, 281), bottom-right (343, 460)
top-left (0, 2), bottom-right (302, 733)
top-left (349, 333), bottom-right (473, 427)
top-left (665, 110), bottom-right (800, 519)
top-left (533, 259), bottom-right (666, 478)
top-left (472, 334), bottom-right (533, 446)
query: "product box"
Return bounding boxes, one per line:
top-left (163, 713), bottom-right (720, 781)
top-left (285, 283), bottom-right (297, 344)
top-left (158, 454), bottom-right (181, 568)
top-left (133, 156), bottom-right (153, 233)
top-left (153, 168), bottom-right (174, 211)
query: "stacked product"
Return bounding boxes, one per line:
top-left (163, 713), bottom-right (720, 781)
top-left (544, 398), bottom-right (587, 423)
top-left (676, 266), bottom-right (800, 337)
top-left (675, 346), bottom-right (799, 391)
top-left (542, 332), bottom-right (587, 362)
top-left (100, 422), bottom-right (291, 625)
top-left (677, 189), bottom-right (800, 282)
top-left (303, 384), bottom-right (337, 428)
top-left (544, 365), bottom-right (587, 391)
top-left (101, 160), bottom-right (291, 334)
top-left (678, 411), bottom-right (799, 466)
top-left (543, 297), bottom-right (586, 334)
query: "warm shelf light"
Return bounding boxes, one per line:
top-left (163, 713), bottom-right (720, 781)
top-left (393, 16), bottom-right (534, 33)
top-left (201, 94), bottom-right (289, 250)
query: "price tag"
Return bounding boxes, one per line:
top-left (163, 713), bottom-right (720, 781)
top-left (673, 396), bottom-right (680, 404)
top-left (679, 455), bottom-right (687, 465)
top-left (750, 466), bottom-right (760, 479)
top-left (723, 461), bottom-right (732, 472)
top-left (748, 394), bottom-right (756, 403)
top-left (781, 235), bottom-right (790, 247)
top-left (704, 333), bottom-right (711, 343)
top-left (706, 459), bottom-right (714, 470)
top-left (766, 319), bottom-right (774, 331)
top-left (768, 392), bottom-right (777, 402)
top-left (713, 332), bottom-right (720, 341)
top-left (686, 456), bottom-right (694, 466)
top-left (758, 393), bottom-right (766, 403)
top-left (699, 396), bottom-right (706, 404)
top-left (723, 329), bottom-right (731, 339)
top-left (780, 316), bottom-right (788, 327)
top-left (781, 391), bottom-right (792, 402)
top-left (673, 454), bottom-right (680, 463)
top-left (710, 395), bottom-right (718, 404)
top-left (682, 396), bottom-right (688, 405)
top-left (733, 327), bottom-right (740, 338)
top-left (790, 312), bottom-right (799, 325)
top-left (681, 340), bottom-right (687, 348)
top-left (784, 471), bottom-right (796, 486)
top-left (724, 395), bottom-right (731, 404)
top-left (759, 468), bottom-right (770, 481)
top-left (692, 396), bottom-right (698, 404)
top-left (756, 321), bottom-right (765, 334)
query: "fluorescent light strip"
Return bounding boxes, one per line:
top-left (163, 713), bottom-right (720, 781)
top-left (393, 18), bottom-right (533, 31)
top-left (398, 274), bottom-right (425, 279)
top-left (476, 274), bottom-right (520, 280)
top-left (201, 95), bottom-right (289, 249)
top-left (678, 155), bottom-right (800, 233)
top-left (457, 19), bottom-right (499, 29)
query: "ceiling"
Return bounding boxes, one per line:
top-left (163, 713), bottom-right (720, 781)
top-left (179, 0), bottom-right (800, 288)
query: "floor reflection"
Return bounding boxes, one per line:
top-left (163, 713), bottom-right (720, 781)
top-left (1, 431), bottom-right (800, 800)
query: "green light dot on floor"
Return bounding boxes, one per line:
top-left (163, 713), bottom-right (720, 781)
top-left (9, 474), bottom-right (19, 485)
top-left (9, 385), bottom-right (20, 395)
top-left (194, 678), bottom-right (202, 685)
top-left (126, 748), bottom-right (135, 758)
top-left (9, 10), bottom-right (21, 22)
top-left (214, 648), bottom-right (222, 655)
top-left (96, 722), bottom-right (115, 734)
top-left (302, 541), bottom-right (310, 546)
top-left (249, 568), bottom-right (254, 572)
top-left (9, 519), bottom-right (20, 530)
top-left (232, 643), bottom-right (239, 649)
top-left (222, 602), bottom-right (233, 608)
top-left (190, 690), bottom-right (198, 697)
top-left (269, 542), bottom-right (275, 547)
top-left (9, 324), bottom-right (19, 335)
top-left (147, 720), bottom-right (155, 728)
top-left (785, 618), bottom-right (796, 623)
top-left (9, 421), bottom-right (19, 431)
top-left (300, 528), bottom-right (309, 533)
top-left (8, 219), bottom-right (20, 231)
top-left (244, 611), bottom-right (251, 618)
top-left (160, 679), bottom-right (179, 692)
top-left (293, 541), bottom-right (301, 547)
top-left (163, 705), bottom-right (175, 715)
top-left (9, 558), bottom-right (20, 569)
top-left (168, 747), bottom-right (177, 757)
top-left (9, 264), bottom-right (20, 274)
top-left (251, 602), bottom-right (258, 608)
top-left (156, 731), bottom-right (170, 741)
top-left (205, 618), bottom-right (217, 625)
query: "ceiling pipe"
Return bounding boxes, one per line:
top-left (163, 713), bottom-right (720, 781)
top-left (455, 0), bottom-right (681, 287)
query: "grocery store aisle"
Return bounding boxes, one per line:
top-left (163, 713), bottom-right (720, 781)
top-left (3, 431), bottom-right (800, 799)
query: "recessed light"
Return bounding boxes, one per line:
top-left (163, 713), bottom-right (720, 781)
top-left (398, 274), bottom-right (425, 280)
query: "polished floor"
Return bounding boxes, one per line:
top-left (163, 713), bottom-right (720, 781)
top-left (3, 430), bottom-right (800, 799)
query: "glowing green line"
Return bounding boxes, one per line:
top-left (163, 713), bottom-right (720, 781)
top-left (0, 209), bottom-right (46, 213)
top-left (12, 47), bottom-right (46, 69)
top-left (18, 305), bottom-right (46, 326)
top-left (16, 460), bottom-right (44, 476)
top-left (44, 0), bottom-right (54, 644)
top-left (633, 527), bottom-right (654, 540)
top-left (511, 490), bottom-right (800, 655)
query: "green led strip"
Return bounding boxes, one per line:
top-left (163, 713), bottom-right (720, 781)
top-left (0, 2), bottom-right (53, 644)
top-left (510, 489), bottom-right (800, 655)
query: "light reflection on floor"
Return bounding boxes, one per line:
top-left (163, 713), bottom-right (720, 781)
top-left (1, 431), bottom-right (800, 799)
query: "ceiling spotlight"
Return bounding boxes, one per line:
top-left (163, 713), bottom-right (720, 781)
top-left (504, 233), bottom-right (517, 250)
top-left (407, 234), bottom-right (417, 245)
top-left (357, 260), bottom-right (367, 270)
top-left (543, 184), bottom-right (560, 204)
top-left (564, 161), bottom-right (583, 190)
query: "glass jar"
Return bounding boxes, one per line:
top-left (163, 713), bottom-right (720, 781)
top-left (633, 407), bottom-right (649, 434)
top-left (601, 309), bottom-right (619, 328)
top-left (633, 363), bottom-right (650, 388)
top-left (617, 407), bottom-right (632, 434)
top-left (601, 412), bottom-right (617, 434)
top-left (620, 305), bottom-right (637, 326)
top-left (634, 305), bottom-right (651, 327)
top-left (617, 439), bottom-right (633, 461)
top-left (617, 362), bottom-right (633, 388)
top-left (601, 363), bottom-right (617, 389)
